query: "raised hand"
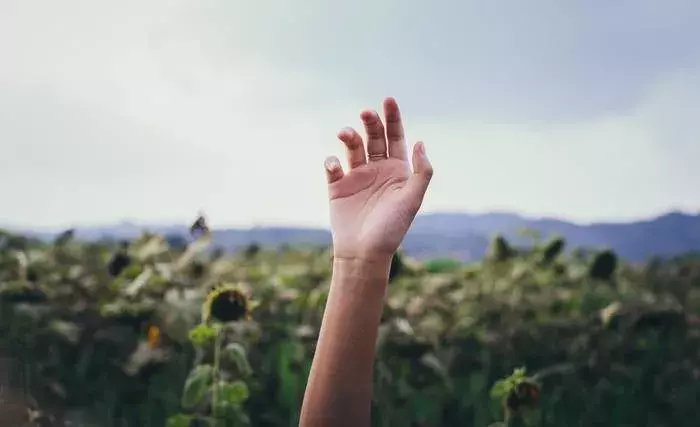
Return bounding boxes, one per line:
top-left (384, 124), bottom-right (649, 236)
top-left (301, 98), bottom-right (434, 427)
top-left (324, 97), bottom-right (433, 261)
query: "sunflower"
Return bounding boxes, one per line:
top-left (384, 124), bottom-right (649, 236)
top-left (147, 325), bottom-right (161, 349)
top-left (107, 242), bottom-right (131, 277)
top-left (202, 284), bottom-right (252, 323)
top-left (505, 379), bottom-right (541, 414)
top-left (190, 213), bottom-right (210, 238)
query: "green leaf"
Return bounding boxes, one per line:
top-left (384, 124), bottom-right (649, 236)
top-left (224, 342), bottom-right (253, 377)
top-left (490, 367), bottom-right (528, 401)
top-left (213, 400), bottom-right (235, 419)
top-left (220, 380), bottom-right (250, 405)
top-left (490, 379), bottom-right (508, 400)
top-left (188, 323), bottom-right (218, 346)
top-left (166, 414), bottom-right (194, 427)
top-left (49, 319), bottom-right (81, 343)
top-left (182, 364), bottom-right (214, 409)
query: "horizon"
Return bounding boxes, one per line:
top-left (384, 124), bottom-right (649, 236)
top-left (5, 207), bottom-right (698, 234)
top-left (2, 1), bottom-right (699, 228)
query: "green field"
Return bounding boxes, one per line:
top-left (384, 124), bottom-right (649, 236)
top-left (1, 228), bottom-right (699, 426)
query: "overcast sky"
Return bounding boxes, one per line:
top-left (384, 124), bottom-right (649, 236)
top-left (1, 0), bottom-right (699, 229)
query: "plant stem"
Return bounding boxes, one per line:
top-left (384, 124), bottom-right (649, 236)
top-left (212, 327), bottom-right (222, 418)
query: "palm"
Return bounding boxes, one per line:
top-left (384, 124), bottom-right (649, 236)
top-left (323, 98), bottom-right (433, 259)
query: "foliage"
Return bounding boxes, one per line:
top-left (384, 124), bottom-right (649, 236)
top-left (423, 257), bottom-right (463, 274)
top-left (1, 228), bottom-right (700, 426)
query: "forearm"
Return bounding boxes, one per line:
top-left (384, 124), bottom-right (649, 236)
top-left (299, 256), bottom-right (391, 427)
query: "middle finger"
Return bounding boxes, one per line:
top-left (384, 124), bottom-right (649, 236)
top-left (361, 110), bottom-right (387, 161)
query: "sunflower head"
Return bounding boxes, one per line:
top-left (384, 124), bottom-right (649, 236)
top-left (203, 284), bottom-right (252, 323)
top-left (491, 367), bottom-right (541, 418)
top-left (190, 213), bottom-right (210, 238)
top-left (505, 379), bottom-right (541, 414)
top-left (147, 325), bottom-right (161, 349)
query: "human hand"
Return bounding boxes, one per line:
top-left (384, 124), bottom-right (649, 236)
top-left (324, 97), bottom-right (433, 261)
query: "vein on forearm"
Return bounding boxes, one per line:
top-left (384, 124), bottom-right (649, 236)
top-left (299, 257), bottom-right (390, 427)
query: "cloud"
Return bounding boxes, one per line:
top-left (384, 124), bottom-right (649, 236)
top-left (413, 67), bottom-right (700, 221)
top-left (0, 0), bottom-right (698, 228)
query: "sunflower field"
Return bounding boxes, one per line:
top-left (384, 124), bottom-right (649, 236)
top-left (1, 225), bottom-right (700, 427)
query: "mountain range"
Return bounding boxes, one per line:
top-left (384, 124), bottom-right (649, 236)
top-left (10, 210), bottom-right (700, 262)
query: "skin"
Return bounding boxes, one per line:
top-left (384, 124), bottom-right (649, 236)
top-left (299, 97), bottom-right (433, 427)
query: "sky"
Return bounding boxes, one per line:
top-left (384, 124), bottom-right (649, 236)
top-left (1, 0), bottom-right (699, 229)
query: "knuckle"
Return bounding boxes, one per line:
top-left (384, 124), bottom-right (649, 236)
top-left (344, 139), bottom-right (363, 149)
top-left (364, 121), bottom-right (385, 139)
top-left (385, 112), bottom-right (401, 124)
top-left (348, 156), bottom-right (365, 167)
top-left (367, 128), bottom-right (385, 140)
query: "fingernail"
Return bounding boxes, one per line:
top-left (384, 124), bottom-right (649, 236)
top-left (361, 110), bottom-right (378, 121)
top-left (338, 127), bottom-right (353, 138)
top-left (417, 142), bottom-right (426, 156)
top-left (324, 157), bottom-right (340, 171)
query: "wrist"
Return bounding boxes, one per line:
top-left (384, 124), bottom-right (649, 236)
top-left (331, 255), bottom-right (393, 291)
top-left (332, 254), bottom-right (393, 277)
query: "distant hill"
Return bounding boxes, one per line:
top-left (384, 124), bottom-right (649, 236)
top-left (8, 210), bottom-right (700, 262)
top-left (409, 210), bottom-right (700, 261)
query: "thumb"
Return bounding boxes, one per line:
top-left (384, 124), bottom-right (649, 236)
top-left (406, 141), bottom-right (434, 201)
